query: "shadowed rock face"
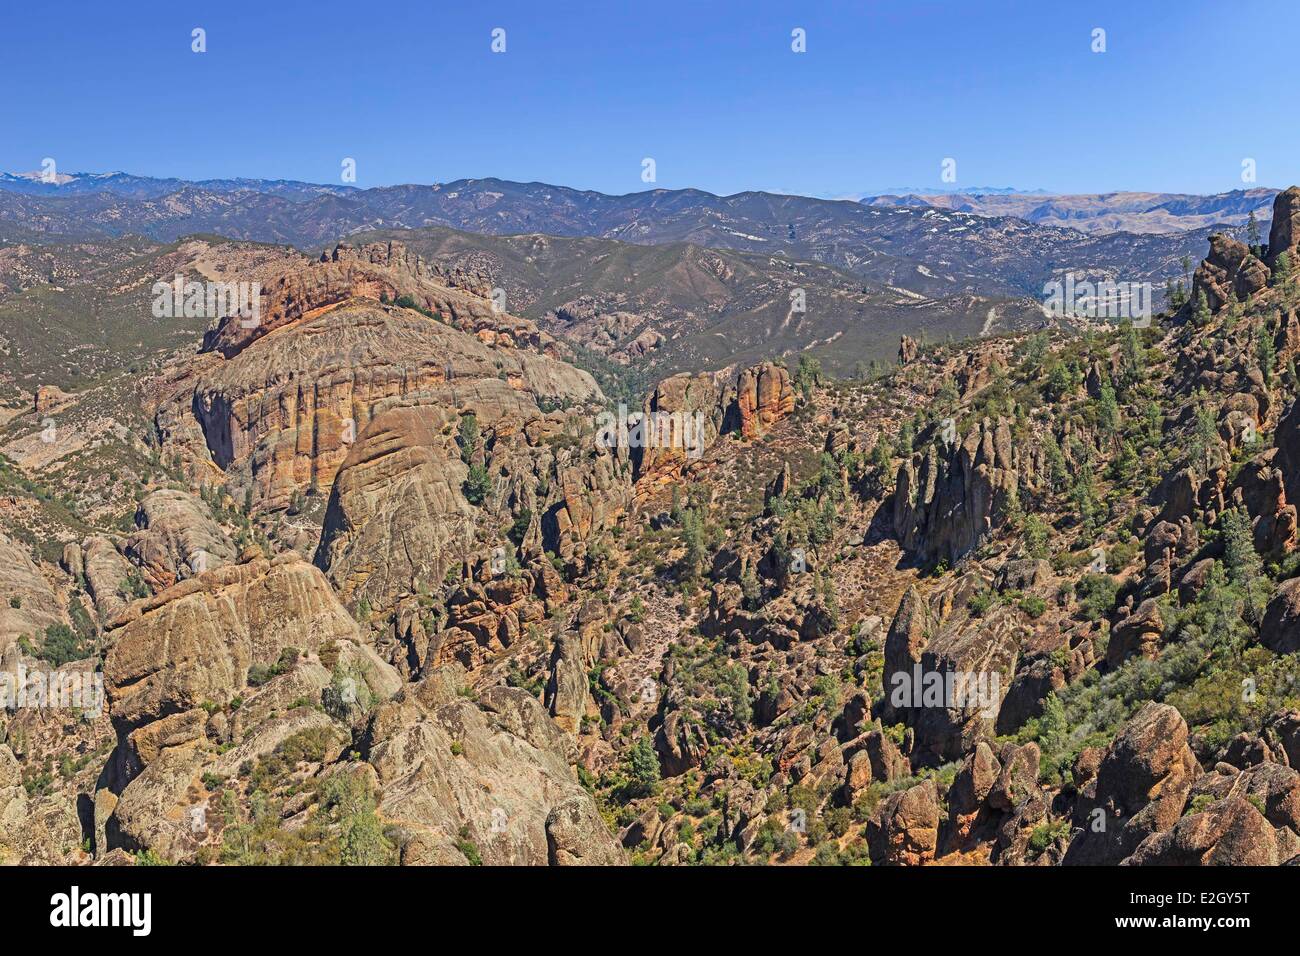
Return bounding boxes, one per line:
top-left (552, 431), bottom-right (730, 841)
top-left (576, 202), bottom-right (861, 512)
top-left (1261, 576), bottom-right (1300, 654)
top-left (892, 417), bottom-right (1021, 566)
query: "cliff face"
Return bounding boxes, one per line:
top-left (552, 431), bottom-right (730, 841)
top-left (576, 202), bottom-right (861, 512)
top-left (156, 242), bottom-right (602, 512)
top-left (1268, 186), bottom-right (1300, 269)
top-left (891, 417), bottom-right (1023, 567)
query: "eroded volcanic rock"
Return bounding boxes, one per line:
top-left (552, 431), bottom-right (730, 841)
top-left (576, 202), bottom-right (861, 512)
top-left (1192, 233), bottom-right (1269, 312)
top-left (0, 533), bottom-right (64, 651)
top-left (734, 362), bottom-right (795, 439)
top-left (365, 665), bottom-right (621, 865)
top-left (156, 242), bottom-right (602, 511)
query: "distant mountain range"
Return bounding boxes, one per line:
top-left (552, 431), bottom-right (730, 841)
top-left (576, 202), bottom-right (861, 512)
top-left (0, 170), bottom-right (355, 201)
top-left (861, 188), bottom-right (1278, 235)
top-left (349, 225), bottom-right (1045, 385)
top-left (0, 173), bottom-right (1245, 302)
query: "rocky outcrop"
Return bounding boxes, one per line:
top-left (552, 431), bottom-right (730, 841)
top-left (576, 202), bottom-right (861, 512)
top-left (1229, 449), bottom-right (1297, 557)
top-left (883, 575), bottom-right (1022, 765)
top-left (313, 404), bottom-right (476, 609)
top-left (892, 417), bottom-right (1020, 566)
top-left (76, 536), bottom-right (135, 622)
top-left (1267, 186), bottom-right (1300, 270)
top-left (899, 335), bottom-right (919, 365)
top-left (1107, 598), bottom-right (1164, 667)
top-left (125, 489), bottom-right (237, 590)
top-left (1260, 577), bottom-right (1300, 654)
top-left (96, 549), bottom-right (402, 859)
top-left (866, 778), bottom-right (939, 865)
top-left (733, 362), bottom-right (794, 440)
top-left (103, 551), bottom-right (365, 731)
top-left (1192, 234), bottom-right (1269, 312)
top-left (366, 666), bottom-right (621, 866)
top-left (1124, 797), bottom-right (1279, 866)
top-left (633, 372), bottom-right (723, 482)
top-left (1064, 703), bottom-right (1201, 865)
top-left (0, 533), bottom-right (63, 651)
top-left (157, 248), bottom-right (602, 512)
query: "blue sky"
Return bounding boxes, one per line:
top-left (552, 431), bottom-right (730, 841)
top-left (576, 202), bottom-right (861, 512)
top-left (2, 0), bottom-right (1293, 197)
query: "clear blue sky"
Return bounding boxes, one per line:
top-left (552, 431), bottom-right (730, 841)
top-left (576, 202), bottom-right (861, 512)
top-left (2, 0), bottom-right (1294, 197)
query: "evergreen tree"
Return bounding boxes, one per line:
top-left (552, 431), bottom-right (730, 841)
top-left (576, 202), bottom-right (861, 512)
top-left (1221, 506), bottom-right (1261, 587)
top-left (624, 736), bottom-right (661, 797)
top-left (795, 354), bottom-right (822, 398)
top-left (1096, 382), bottom-right (1121, 440)
top-left (456, 413), bottom-right (480, 463)
top-left (1192, 289), bottom-right (1212, 327)
top-left (1118, 318), bottom-right (1143, 393)
top-left (463, 462), bottom-right (492, 505)
top-left (1275, 251), bottom-right (1293, 286)
top-left (1257, 323), bottom-right (1277, 385)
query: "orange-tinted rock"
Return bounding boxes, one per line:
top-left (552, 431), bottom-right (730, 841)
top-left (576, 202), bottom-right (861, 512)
top-left (735, 362), bottom-right (794, 439)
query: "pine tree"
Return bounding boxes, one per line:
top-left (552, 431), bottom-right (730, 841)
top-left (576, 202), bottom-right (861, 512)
top-left (1097, 382), bottom-right (1121, 440)
top-left (456, 413), bottom-right (480, 463)
top-left (1257, 324), bottom-right (1277, 385)
top-left (1192, 289), bottom-right (1212, 327)
top-left (1221, 506), bottom-right (1261, 586)
top-left (1118, 318), bottom-right (1143, 393)
top-left (1275, 251), bottom-right (1293, 286)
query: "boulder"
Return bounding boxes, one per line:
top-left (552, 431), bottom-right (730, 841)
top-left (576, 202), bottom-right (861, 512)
top-left (1064, 703), bottom-right (1201, 865)
top-left (866, 778), bottom-right (940, 865)
top-left (1124, 797), bottom-right (1279, 866)
top-left (1261, 577), bottom-right (1300, 654)
top-left (1192, 233), bottom-right (1269, 312)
